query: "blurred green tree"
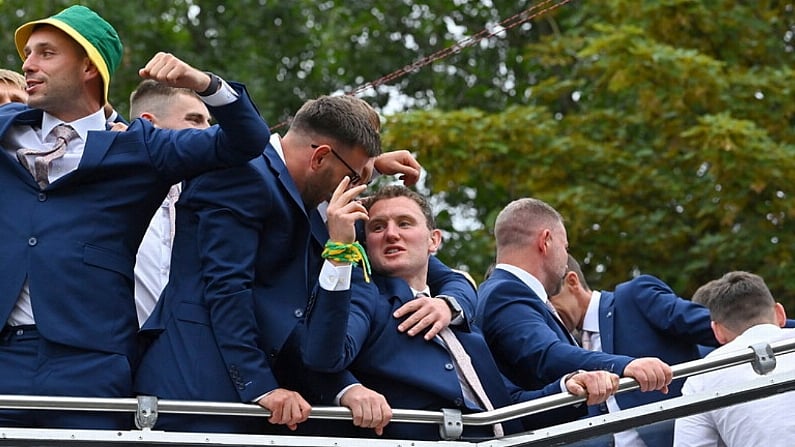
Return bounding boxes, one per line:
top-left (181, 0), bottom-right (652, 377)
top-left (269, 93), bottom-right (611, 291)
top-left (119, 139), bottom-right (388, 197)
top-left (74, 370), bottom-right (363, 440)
top-left (2, 0), bottom-right (793, 308)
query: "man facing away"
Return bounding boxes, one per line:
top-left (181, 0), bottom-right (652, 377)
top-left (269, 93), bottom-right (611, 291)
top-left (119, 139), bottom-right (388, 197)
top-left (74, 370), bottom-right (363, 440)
top-left (674, 271), bottom-right (795, 447)
top-left (302, 184), bottom-right (620, 440)
top-left (550, 254), bottom-right (719, 447)
top-left (0, 5), bottom-right (268, 429)
top-left (129, 80), bottom-right (212, 326)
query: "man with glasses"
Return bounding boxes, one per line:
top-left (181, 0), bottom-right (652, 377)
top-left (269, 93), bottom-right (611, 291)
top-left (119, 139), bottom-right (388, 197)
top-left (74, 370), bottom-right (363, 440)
top-left (135, 95), bottom-right (379, 433)
top-left (136, 95), bottom-right (475, 435)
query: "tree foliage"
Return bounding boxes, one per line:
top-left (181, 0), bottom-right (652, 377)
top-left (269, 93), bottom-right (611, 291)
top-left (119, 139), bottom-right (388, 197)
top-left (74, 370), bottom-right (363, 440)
top-left (385, 0), bottom-right (795, 308)
top-left (1, 0), bottom-right (794, 307)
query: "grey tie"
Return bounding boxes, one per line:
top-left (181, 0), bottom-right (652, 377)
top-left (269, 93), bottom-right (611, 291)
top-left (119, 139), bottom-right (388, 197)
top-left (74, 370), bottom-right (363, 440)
top-left (166, 184), bottom-right (181, 246)
top-left (17, 124), bottom-right (78, 189)
top-left (415, 292), bottom-right (504, 438)
top-left (581, 330), bottom-right (593, 350)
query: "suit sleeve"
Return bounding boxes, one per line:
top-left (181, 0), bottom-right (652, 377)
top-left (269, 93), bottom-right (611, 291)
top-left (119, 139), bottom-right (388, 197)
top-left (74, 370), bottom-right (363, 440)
top-left (628, 275), bottom-right (720, 347)
top-left (427, 255), bottom-right (476, 330)
top-left (182, 164), bottom-right (280, 402)
top-left (303, 268), bottom-right (377, 372)
top-left (479, 277), bottom-right (633, 388)
top-left (503, 374), bottom-right (587, 429)
top-left (146, 82), bottom-right (270, 184)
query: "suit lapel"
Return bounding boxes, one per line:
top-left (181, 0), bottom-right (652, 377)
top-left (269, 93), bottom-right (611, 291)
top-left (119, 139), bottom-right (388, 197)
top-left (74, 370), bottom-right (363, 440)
top-left (261, 147), bottom-right (308, 218)
top-left (598, 291), bottom-right (616, 354)
top-left (76, 130), bottom-right (117, 171)
top-left (0, 108), bottom-right (44, 186)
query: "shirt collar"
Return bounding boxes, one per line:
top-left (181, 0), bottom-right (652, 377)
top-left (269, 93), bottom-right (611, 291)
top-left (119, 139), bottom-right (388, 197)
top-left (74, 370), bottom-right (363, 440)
top-left (269, 133), bottom-right (285, 162)
top-left (495, 263), bottom-right (548, 302)
top-left (411, 286), bottom-right (431, 298)
top-left (582, 290), bottom-right (601, 333)
top-left (41, 108), bottom-right (106, 143)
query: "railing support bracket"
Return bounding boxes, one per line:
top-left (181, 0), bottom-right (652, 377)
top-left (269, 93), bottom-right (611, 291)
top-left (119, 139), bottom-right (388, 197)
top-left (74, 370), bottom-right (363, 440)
top-left (135, 395), bottom-right (159, 430)
top-left (439, 408), bottom-right (463, 440)
top-left (749, 342), bottom-right (776, 375)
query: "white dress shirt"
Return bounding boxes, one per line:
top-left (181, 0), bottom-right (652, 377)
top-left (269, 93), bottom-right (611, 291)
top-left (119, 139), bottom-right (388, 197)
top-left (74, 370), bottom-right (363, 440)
top-left (582, 290), bottom-right (648, 447)
top-left (674, 324), bottom-right (795, 447)
top-left (134, 184), bottom-right (180, 326)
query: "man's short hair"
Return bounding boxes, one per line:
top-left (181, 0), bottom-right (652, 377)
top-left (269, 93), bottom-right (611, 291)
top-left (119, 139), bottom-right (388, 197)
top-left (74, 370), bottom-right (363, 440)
top-left (494, 197), bottom-right (563, 249)
top-left (692, 278), bottom-right (720, 308)
top-left (707, 271), bottom-right (776, 334)
top-left (129, 79), bottom-right (198, 118)
top-left (289, 95), bottom-right (382, 158)
top-left (0, 69), bottom-right (26, 91)
top-left (363, 185), bottom-right (435, 230)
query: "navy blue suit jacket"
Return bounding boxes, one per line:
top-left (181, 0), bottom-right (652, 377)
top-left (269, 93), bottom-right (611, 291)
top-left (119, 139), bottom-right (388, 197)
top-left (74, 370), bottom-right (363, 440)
top-left (303, 269), bottom-right (575, 440)
top-left (136, 146), bottom-right (314, 405)
top-left (477, 268), bottom-right (633, 391)
top-left (594, 275), bottom-right (718, 447)
top-left (0, 83), bottom-right (267, 363)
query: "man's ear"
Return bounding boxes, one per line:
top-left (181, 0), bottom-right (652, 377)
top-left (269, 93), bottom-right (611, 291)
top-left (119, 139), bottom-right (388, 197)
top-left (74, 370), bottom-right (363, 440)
top-left (774, 302), bottom-right (787, 327)
top-left (711, 321), bottom-right (732, 345)
top-left (428, 228), bottom-right (443, 254)
top-left (564, 271), bottom-right (579, 289)
top-left (82, 58), bottom-right (100, 80)
top-left (139, 112), bottom-right (157, 125)
top-left (537, 228), bottom-right (551, 254)
top-left (309, 144), bottom-right (330, 171)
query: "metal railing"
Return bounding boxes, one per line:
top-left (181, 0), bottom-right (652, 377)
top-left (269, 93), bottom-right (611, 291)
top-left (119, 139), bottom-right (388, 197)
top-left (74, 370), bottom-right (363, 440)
top-left (0, 337), bottom-right (794, 446)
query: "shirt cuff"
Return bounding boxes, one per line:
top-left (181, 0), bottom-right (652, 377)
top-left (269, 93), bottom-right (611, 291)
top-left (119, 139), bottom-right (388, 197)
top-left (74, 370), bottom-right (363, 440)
top-left (334, 383), bottom-right (361, 406)
top-left (200, 78), bottom-right (239, 107)
top-left (319, 260), bottom-right (353, 291)
top-left (252, 389), bottom-right (273, 403)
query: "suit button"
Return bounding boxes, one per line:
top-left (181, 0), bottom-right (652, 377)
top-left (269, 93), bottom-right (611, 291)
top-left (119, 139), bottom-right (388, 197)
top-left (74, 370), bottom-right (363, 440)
top-left (294, 309), bottom-right (304, 318)
top-left (37, 193), bottom-right (47, 202)
top-left (454, 398), bottom-right (463, 407)
top-left (27, 237), bottom-right (37, 246)
top-left (444, 363), bottom-right (454, 371)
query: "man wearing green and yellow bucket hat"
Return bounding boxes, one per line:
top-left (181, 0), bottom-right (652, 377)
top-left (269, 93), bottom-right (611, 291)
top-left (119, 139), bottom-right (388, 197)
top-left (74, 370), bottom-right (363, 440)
top-left (0, 5), bottom-right (270, 429)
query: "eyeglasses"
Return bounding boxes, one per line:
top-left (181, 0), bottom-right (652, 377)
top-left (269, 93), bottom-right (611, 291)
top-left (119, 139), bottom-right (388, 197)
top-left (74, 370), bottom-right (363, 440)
top-left (311, 144), bottom-right (362, 185)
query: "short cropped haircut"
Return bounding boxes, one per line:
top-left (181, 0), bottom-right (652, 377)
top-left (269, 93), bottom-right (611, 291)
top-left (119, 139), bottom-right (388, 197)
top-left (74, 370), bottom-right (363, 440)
top-left (0, 69), bottom-right (26, 91)
top-left (707, 271), bottom-right (776, 334)
top-left (494, 198), bottom-right (563, 250)
top-left (290, 95), bottom-right (382, 158)
top-left (364, 185), bottom-right (435, 230)
top-left (129, 79), bottom-right (198, 119)
top-left (692, 278), bottom-right (720, 308)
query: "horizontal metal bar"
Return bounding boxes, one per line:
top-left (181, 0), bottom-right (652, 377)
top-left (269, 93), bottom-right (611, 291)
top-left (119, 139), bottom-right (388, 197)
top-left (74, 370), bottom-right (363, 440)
top-left (0, 337), bottom-right (793, 433)
top-left (460, 336), bottom-right (795, 427)
top-left (493, 368), bottom-right (795, 447)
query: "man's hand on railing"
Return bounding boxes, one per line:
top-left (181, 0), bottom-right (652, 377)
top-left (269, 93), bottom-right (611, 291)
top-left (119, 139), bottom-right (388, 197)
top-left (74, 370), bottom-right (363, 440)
top-left (340, 384), bottom-right (393, 436)
top-left (257, 388), bottom-right (311, 431)
top-left (564, 370), bottom-right (620, 405)
top-left (623, 357), bottom-right (673, 393)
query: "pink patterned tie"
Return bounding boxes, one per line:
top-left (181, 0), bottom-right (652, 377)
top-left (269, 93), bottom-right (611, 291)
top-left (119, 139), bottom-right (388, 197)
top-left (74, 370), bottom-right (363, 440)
top-left (415, 292), bottom-right (504, 437)
top-left (437, 328), bottom-right (505, 437)
top-left (17, 124), bottom-right (78, 189)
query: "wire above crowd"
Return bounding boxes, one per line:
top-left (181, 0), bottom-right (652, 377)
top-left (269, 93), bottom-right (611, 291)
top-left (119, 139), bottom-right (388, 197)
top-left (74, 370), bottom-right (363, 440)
top-left (0, 5), bottom-right (793, 447)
